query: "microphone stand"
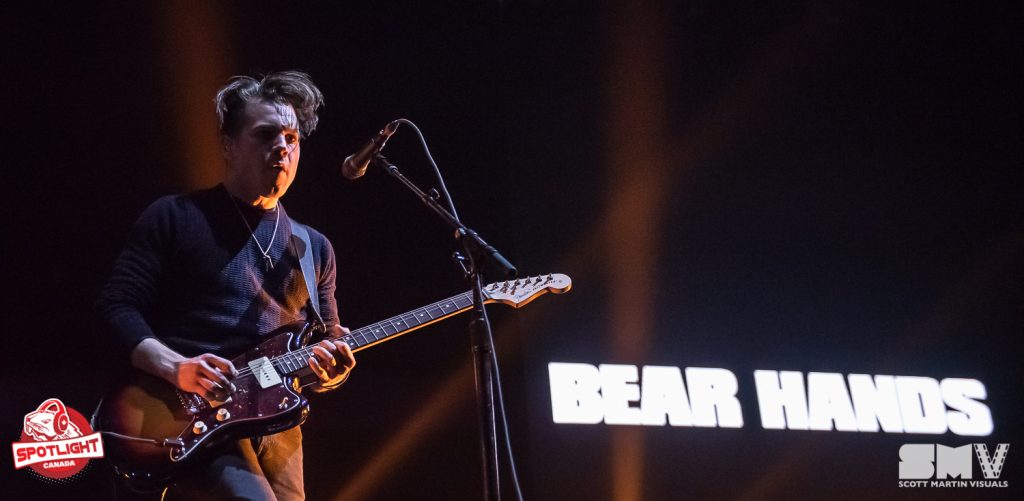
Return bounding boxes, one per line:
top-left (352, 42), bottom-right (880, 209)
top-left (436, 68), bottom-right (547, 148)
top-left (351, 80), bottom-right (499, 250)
top-left (375, 155), bottom-right (516, 501)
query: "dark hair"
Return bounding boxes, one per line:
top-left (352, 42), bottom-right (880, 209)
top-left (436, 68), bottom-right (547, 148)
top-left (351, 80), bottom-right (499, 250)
top-left (214, 70), bottom-right (325, 138)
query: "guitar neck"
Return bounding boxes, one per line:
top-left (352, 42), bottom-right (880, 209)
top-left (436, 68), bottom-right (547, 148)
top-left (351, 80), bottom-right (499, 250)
top-left (289, 290), bottom-right (478, 363)
top-left (280, 273), bottom-right (570, 371)
top-left (233, 274), bottom-right (569, 385)
top-left (344, 290), bottom-right (480, 351)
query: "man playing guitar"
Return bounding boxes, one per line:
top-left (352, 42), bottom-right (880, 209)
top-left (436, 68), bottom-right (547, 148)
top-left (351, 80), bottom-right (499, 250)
top-left (97, 70), bottom-right (356, 500)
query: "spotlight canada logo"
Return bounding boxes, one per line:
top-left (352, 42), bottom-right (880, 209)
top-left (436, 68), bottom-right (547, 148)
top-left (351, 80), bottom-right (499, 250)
top-left (11, 398), bottom-right (105, 481)
top-left (898, 443), bottom-right (1009, 489)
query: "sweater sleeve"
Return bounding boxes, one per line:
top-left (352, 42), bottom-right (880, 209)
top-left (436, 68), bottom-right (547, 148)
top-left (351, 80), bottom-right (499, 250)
top-left (96, 197), bottom-right (177, 357)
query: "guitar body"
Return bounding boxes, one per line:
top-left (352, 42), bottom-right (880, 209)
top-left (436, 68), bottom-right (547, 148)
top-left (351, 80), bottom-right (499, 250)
top-left (96, 323), bottom-right (315, 490)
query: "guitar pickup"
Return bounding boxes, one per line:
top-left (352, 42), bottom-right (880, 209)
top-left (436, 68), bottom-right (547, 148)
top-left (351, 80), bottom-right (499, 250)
top-left (248, 356), bottom-right (283, 389)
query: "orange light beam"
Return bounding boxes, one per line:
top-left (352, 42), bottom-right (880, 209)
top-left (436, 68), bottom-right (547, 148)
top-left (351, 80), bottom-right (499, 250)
top-left (156, 0), bottom-right (232, 190)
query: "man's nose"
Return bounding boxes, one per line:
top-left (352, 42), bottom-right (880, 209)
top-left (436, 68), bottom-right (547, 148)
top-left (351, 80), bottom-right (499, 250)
top-left (272, 134), bottom-right (289, 156)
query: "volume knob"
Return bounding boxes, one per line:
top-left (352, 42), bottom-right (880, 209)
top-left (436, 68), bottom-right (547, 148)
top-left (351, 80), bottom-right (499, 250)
top-left (216, 408), bottom-right (231, 422)
top-left (192, 421), bottom-right (208, 435)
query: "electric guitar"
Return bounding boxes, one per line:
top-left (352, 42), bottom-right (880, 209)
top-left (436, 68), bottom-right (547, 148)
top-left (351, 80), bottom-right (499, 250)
top-left (96, 273), bottom-right (571, 489)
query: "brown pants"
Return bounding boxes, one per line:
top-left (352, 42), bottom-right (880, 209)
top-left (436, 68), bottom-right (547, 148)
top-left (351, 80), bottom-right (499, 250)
top-left (164, 426), bottom-right (305, 501)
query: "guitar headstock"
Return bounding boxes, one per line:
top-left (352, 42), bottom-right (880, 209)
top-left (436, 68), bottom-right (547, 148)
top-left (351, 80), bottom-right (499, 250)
top-left (483, 273), bottom-right (572, 308)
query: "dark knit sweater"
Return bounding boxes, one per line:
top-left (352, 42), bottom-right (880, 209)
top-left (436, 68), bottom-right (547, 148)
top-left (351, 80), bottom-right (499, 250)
top-left (98, 184), bottom-right (339, 359)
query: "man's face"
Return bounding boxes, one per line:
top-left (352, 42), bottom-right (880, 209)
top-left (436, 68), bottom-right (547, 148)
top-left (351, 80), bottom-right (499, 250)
top-left (224, 100), bottom-right (301, 203)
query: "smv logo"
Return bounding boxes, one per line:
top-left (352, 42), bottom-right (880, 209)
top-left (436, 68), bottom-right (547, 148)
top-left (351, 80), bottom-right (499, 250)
top-left (898, 443), bottom-right (1009, 488)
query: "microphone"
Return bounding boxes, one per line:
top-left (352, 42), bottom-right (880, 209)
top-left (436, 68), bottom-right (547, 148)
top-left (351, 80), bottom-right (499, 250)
top-left (341, 120), bottom-right (400, 180)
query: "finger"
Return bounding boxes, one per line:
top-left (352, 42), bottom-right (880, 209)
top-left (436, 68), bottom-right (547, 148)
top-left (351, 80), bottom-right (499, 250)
top-left (197, 360), bottom-right (230, 385)
top-left (311, 345), bottom-right (336, 366)
top-left (333, 341), bottom-right (356, 369)
top-left (195, 378), bottom-right (214, 392)
top-left (198, 378), bottom-right (224, 393)
top-left (203, 355), bottom-right (238, 378)
top-left (199, 361), bottom-right (232, 387)
top-left (197, 378), bottom-right (227, 401)
top-left (307, 356), bottom-right (330, 382)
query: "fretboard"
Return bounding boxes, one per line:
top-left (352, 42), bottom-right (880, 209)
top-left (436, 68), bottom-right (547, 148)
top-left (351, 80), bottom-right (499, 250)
top-left (257, 273), bottom-right (569, 378)
top-left (280, 290), bottom-right (477, 370)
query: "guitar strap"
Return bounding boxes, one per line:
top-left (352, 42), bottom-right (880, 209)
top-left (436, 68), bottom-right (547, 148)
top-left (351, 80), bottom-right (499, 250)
top-left (290, 218), bottom-right (322, 322)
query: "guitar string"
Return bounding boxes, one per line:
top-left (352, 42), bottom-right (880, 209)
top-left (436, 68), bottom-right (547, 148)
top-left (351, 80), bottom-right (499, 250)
top-left (229, 292), bottom-right (477, 379)
top-left (219, 279), bottom-right (548, 381)
top-left (232, 301), bottom-right (465, 378)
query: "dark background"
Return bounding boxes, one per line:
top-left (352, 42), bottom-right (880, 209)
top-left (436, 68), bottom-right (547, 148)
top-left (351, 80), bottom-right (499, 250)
top-left (4, 1), bottom-right (1022, 499)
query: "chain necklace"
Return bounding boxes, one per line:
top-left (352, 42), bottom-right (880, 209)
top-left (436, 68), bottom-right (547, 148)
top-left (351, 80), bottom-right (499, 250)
top-left (229, 194), bottom-right (281, 272)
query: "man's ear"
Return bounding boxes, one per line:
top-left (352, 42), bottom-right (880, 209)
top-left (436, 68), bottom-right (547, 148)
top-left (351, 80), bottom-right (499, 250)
top-left (221, 135), bottom-right (233, 161)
